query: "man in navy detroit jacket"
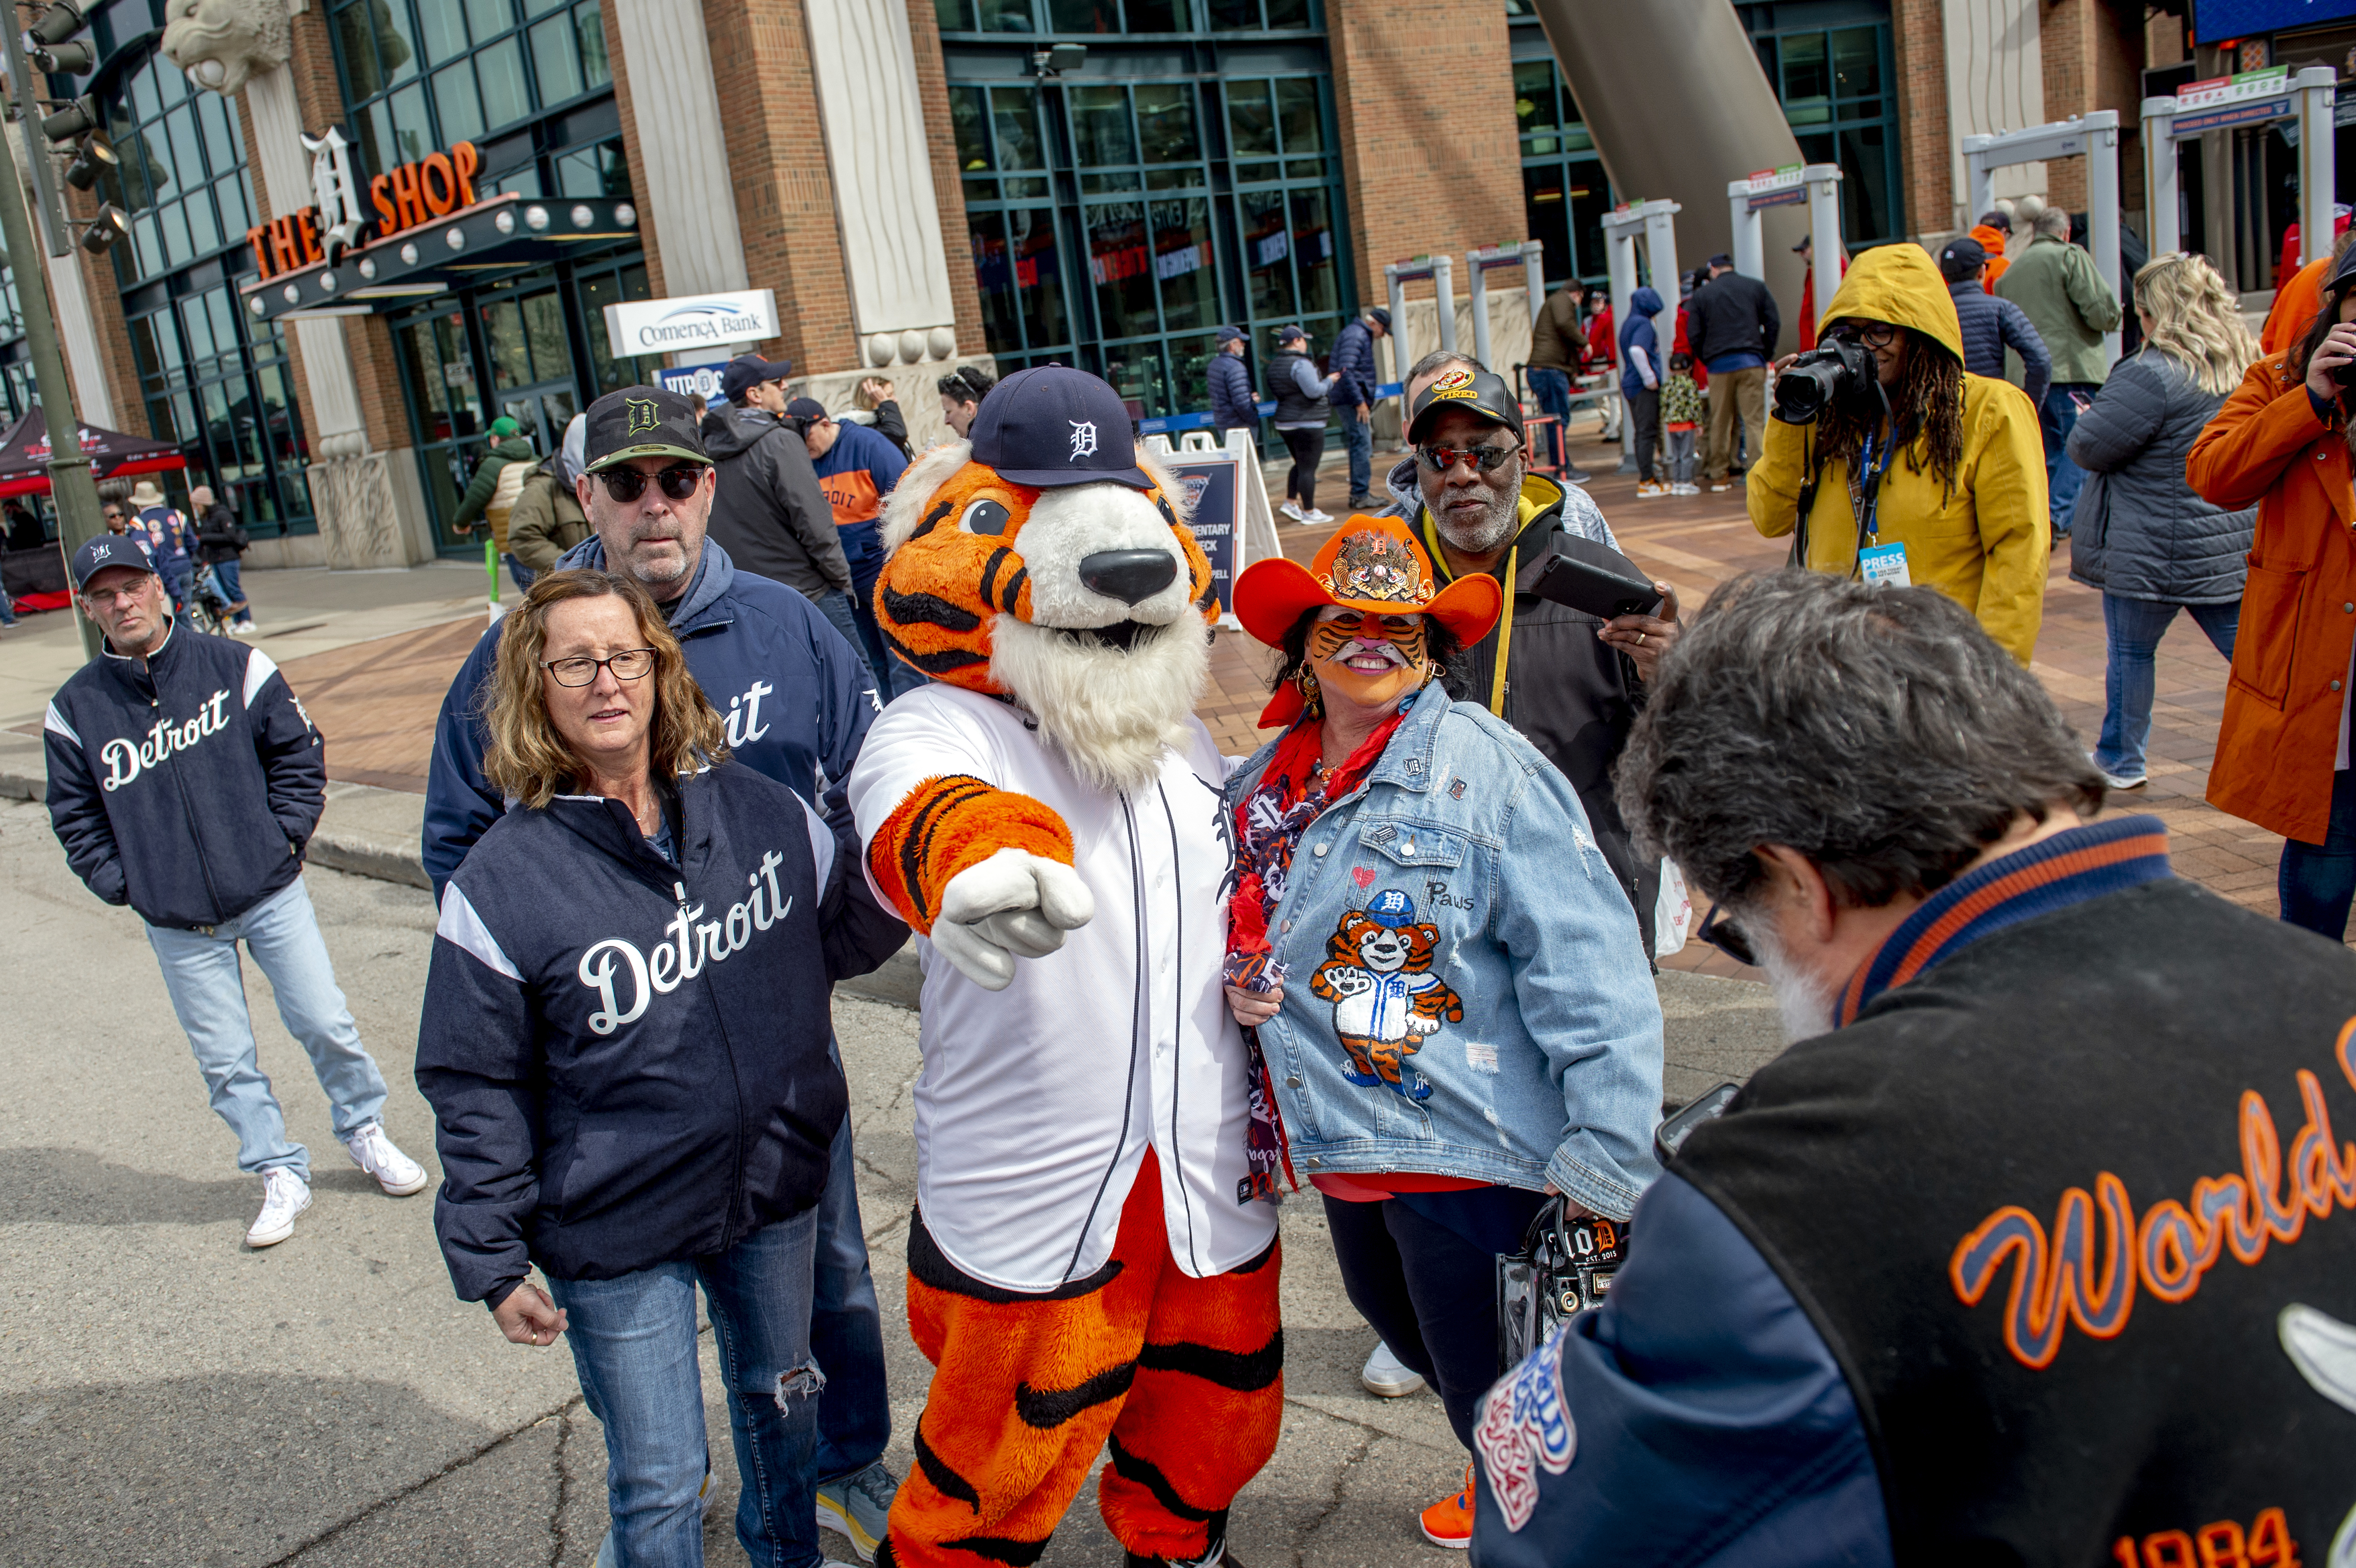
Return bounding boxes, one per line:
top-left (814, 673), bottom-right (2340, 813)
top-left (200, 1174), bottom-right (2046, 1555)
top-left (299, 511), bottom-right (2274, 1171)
top-left (44, 533), bottom-right (430, 1251)
top-left (420, 384), bottom-right (904, 1557)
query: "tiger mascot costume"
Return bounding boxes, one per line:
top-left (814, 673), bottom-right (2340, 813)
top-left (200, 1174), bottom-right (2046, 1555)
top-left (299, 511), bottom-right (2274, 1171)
top-left (846, 367), bottom-right (1280, 1568)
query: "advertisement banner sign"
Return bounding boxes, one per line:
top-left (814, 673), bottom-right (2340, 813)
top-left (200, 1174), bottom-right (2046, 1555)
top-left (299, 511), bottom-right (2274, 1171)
top-left (2174, 65), bottom-right (2290, 111)
top-left (657, 362), bottom-right (735, 403)
top-left (1167, 454), bottom-right (1241, 616)
top-left (604, 291), bottom-right (780, 357)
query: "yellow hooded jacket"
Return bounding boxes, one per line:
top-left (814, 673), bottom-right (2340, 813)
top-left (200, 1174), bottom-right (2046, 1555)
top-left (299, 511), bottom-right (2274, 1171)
top-left (1747, 242), bottom-right (2051, 664)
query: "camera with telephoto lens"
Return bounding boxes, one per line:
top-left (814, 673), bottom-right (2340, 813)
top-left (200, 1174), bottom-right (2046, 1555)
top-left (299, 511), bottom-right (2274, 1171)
top-left (1772, 336), bottom-right (1878, 423)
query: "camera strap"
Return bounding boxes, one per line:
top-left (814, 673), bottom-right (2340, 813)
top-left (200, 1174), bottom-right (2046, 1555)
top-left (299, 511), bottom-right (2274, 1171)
top-left (1791, 428), bottom-right (1822, 568)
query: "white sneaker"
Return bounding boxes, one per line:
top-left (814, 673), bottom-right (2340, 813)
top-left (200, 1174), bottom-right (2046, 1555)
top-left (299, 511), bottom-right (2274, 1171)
top-left (1302, 507), bottom-right (1334, 524)
top-left (1636, 481), bottom-right (1669, 499)
top-left (246, 1168), bottom-right (312, 1247)
top-left (1279, 500), bottom-right (1305, 522)
top-left (1361, 1339), bottom-right (1427, 1398)
top-left (345, 1123), bottom-right (431, 1196)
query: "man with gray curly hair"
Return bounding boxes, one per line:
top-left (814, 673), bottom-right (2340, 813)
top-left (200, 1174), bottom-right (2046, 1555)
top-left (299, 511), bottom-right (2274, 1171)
top-left (1469, 569), bottom-right (2356, 1565)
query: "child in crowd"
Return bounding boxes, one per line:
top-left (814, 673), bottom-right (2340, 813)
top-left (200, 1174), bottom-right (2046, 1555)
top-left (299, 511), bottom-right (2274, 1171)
top-left (1661, 352), bottom-right (1703, 496)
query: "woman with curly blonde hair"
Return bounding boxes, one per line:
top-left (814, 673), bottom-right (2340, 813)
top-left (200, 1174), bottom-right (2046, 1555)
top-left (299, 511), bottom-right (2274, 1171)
top-left (2067, 252), bottom-right (2260, 790)
top-left (417, 567), bottom-right (905, 1567)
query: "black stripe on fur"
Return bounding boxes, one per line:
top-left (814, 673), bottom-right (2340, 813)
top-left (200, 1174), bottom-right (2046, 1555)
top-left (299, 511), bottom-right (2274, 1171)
top-left (898, 777), bottom-right (990, 924)
top-left (1014, 1360), bottom-right (1138, 1429)
top-left (1000, 566), bottom-right (1028, 613)
top-left (882, 585), bottom-right (983, 633)
top-left (900, 645), bottom-right (993, 675)
top-left (939, 1535), bottom-right (1052, 1566)
top-left (979, 544), bottom-right (1011, 607)
top-left (912, 1419), bottom-right (982, 1511)
top-left (911, 496), bottom-right (957, 541)
top-left (1137, 1329), bottom-right (1282, 1391)
top-left (1106, 1434), bottom-right (1217, 1522)
top-left (906, 1205), bottom-right (1124, 1303)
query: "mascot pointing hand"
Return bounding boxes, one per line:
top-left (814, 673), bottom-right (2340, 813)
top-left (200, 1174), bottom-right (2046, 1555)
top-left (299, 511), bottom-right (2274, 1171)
top-left (847, 367), bottom-right (1279, 1568)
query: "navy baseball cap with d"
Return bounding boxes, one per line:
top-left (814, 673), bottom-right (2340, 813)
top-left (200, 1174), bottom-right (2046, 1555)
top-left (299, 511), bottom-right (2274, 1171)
top-left (70, 532), bottom-right (156, 590)
top-left (969, 365), bottom-right (1152, 490)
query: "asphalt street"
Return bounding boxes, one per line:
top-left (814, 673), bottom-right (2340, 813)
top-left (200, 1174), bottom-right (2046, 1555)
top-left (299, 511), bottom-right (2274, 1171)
top-left (0, 792), bottom-right (1779, 1565)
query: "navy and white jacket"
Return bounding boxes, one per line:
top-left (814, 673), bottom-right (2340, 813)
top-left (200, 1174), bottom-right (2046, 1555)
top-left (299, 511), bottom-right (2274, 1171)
top-left (417, 762), bottom-right (905, 1308)
top-left (422, 536), bottom-right (878, 901)
top-left (44, 620), bottom-right (326, 929)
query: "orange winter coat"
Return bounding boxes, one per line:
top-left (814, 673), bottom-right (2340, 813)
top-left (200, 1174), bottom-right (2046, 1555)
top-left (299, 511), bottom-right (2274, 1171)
top-left (2186, 353), bottom-right (2356, 843)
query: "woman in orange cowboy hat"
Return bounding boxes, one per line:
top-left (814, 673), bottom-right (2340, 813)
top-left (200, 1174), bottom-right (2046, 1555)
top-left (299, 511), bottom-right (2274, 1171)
top-left (1219, 515), bottom-right (1666, 1550)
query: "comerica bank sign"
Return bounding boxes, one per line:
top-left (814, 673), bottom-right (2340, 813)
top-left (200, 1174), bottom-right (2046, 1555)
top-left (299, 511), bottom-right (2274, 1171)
top-left (603, 291), bottom-right (782, 357)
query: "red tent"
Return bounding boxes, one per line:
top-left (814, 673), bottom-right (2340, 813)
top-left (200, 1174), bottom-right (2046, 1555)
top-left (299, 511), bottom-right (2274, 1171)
top-left (0, 407), bottom-right (185, 498)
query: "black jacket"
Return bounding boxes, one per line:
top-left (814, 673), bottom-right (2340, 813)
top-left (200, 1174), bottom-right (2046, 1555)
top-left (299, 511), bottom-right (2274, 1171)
top-left (1420, 475), bottom-right (1659, 953)
top-left (2066, 348), bottom-right (2252, 604)
top-left (1266, 347), bottom-right (1328, 426)
top-left (418, 762), bottom-right (904, 1308)
top-left (1948, 278), bottom-right (2053, 411)
top-left (1208, 350), bottom-right (1258, 430)
top-left (44, 620), bottom-right (325, 928)
top-left (699, 405), bottom-right (852, 599)
top-left (1683, 272), bottom-right (1780, 366)
top-left (194, 503), bottom-right (246, 566)
top-left (1330, 319), bottom-right (1379, 409)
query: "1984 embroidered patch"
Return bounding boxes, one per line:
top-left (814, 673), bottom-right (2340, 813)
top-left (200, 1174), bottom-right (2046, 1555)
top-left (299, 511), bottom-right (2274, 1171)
top-left (1473, 1324), bottom-right (1576, 1531)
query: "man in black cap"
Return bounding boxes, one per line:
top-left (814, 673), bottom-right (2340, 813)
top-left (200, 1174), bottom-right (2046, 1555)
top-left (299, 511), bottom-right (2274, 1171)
top-left (697, 352), bottom-right (860, 656)
top-left (44, 532), bottom-right (429, 1252)
top-left (421, 386), bottom-right (903, 1559)
top-left (1207, 325), bottom-right (1257, 440)
top-left (1683, 253), bottom-right (1780, 492)
top-left (1331, 306), bottom-right (1392, 509)
top-left (1940, 234), bottom-right (2052, 412)
top-left (1401, 365), bottom-right (1681, 953)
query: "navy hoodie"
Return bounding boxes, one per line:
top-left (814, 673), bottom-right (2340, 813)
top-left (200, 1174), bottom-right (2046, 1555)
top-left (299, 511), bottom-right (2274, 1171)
top-left (417, 761), bottom-right (904, 1307)
top-left (1618, 286), bottom-right (1664, 399)
top-left (422, 535), bottom-right (878, 901)
top-left (45, 620), bottom-right (326, 928)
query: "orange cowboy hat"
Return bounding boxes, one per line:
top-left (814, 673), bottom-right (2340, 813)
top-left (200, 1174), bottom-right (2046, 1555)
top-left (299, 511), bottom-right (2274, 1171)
top-left (1234, 514), bottom-right (1502, 725)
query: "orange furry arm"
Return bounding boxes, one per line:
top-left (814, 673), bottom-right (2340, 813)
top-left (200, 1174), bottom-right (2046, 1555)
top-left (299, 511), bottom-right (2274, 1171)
top-left (865, 775), bottom-right (1075, 934)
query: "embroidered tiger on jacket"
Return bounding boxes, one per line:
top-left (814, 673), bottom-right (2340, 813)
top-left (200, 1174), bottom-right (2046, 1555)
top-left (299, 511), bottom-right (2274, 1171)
top-left (1309, 902), bottom-right (1462, 1101)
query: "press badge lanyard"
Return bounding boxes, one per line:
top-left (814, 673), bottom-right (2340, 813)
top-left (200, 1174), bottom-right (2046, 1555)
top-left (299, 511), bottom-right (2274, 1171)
top-left (1420, 511), bottom-right (1515, 714)
top-left (1849, 428), bottom-right (1893, 570)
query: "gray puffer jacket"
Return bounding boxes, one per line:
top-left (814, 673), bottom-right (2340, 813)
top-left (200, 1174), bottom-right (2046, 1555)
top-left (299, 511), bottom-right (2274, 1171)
top-left (2065, 349), bottom-right (2254, 605)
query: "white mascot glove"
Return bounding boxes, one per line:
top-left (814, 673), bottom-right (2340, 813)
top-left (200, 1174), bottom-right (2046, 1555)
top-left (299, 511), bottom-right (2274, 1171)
top-left (931, 846), bottom-right (1096, 991)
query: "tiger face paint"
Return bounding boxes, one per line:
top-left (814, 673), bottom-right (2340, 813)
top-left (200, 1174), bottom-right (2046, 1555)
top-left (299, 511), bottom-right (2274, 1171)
top-left (1307, 607), bottom-right (1430, 712)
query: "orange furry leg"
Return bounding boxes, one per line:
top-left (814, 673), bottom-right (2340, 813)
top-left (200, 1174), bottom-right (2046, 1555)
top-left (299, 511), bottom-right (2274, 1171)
top-left (865, 776), bottom-right (1074, 934)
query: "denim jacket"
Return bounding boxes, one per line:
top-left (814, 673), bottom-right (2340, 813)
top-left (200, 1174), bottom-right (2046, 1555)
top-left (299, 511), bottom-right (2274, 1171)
top-left (1223, 688), bottom-right (1666, 1219)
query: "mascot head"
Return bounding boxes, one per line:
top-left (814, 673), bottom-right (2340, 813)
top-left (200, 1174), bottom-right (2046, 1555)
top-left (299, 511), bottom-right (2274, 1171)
top-left (876, 365), bottom-right (1216, 793)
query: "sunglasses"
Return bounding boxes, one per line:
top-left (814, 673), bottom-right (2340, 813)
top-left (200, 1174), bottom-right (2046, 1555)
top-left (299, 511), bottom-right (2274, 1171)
top-left (1416, 441), bottom-right (1520, 475)
top-left (1830, 320), bottom-right (1901, 350)
top-left (594, 464), bottom-right (706, 504)
top-left (1693, 904), bottom-right (1758, 967)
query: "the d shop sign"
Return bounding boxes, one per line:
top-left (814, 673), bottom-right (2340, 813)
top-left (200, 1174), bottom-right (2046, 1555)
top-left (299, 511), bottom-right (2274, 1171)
top-left (246, 133), bottom-right (483, 281)
top-left (603, 291), bottom-right (782, 356)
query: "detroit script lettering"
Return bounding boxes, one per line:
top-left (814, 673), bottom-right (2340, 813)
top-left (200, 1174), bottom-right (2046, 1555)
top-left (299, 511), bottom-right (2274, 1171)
top-left (575, 851), bottom-right (793, 1035)
top-left (100, 689), bottom-right (233, 791)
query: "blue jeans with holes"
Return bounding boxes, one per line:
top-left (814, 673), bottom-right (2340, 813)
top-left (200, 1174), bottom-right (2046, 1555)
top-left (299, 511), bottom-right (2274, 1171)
top-left (2281, 766), bottom-right (2356, 942)
top-left (553, 1206), bottom-right (825, 1568)
top-left (810, 1113), bottom-right (888, 1484)
top-left (2093, 594), bottom-right (2239, 783)
top-left (143, 875), bottom-right (389, 1179)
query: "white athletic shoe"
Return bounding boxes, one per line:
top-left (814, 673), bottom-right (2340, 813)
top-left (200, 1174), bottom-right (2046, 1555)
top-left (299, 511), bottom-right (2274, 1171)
top-left (1361, 1339), bottom-right (1427, 1398)
top-left (1302, 508), bottom-right (1333, 524)
top-left (345, 1123), bottom-right (431, 1196)
top-left (246, 1168), bottom-right (312, 1247)
top-left (1279, 500), bottom-right (1305, 522)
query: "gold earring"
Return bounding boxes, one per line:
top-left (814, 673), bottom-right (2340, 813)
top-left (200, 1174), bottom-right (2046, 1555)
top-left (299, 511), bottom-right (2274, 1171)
top-left (1296, 665), bottom-right (1322, 717)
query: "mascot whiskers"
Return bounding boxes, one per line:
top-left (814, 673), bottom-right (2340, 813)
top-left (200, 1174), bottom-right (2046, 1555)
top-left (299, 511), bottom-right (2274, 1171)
top-left (847, 367), bottom-right (1278, 1568)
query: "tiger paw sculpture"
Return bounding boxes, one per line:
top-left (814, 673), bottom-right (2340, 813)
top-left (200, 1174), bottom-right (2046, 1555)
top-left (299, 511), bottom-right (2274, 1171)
top-left (846, 367), bottom-right (1282, 1568)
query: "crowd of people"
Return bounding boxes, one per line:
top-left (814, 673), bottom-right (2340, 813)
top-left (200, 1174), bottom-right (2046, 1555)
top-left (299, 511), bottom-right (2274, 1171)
top-left (31, 195), bottom-right (2356, 1568)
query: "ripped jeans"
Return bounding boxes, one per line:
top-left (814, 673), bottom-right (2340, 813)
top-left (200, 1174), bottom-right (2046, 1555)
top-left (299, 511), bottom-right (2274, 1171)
top-left (550, 1207), bottom-right (824, 1567)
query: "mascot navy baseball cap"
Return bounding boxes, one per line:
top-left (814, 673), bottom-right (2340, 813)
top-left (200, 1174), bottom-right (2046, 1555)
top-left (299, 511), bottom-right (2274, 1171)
top-left (70, 532), bottom-right (157, 590)
top-left (969, 365), bottom-right (1153, 490)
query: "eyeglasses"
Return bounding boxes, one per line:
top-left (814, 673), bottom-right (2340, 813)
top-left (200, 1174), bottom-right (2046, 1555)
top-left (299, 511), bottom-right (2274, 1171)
top-left (1416, 441), bottom-right (1520, 475)
top-left (82, 581), bottom-right (152, 607)
top-left (1831, 320), bottom-right (1901, 350)
top-left (541, 648), bottom-right (657, 686)
top-left (1692, 904), bottom-right (1758, 967)
top-left (594, 464), bottom-right (706, 504)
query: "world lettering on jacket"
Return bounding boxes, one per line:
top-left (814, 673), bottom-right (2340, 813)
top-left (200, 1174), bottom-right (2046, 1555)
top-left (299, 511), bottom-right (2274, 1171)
top-left (1950, 1020), bottom-right (2356, 1368)
top-left (575, 851), bottom-right (794, 1034)
top-left (98, 689), bottom-right (234, 790)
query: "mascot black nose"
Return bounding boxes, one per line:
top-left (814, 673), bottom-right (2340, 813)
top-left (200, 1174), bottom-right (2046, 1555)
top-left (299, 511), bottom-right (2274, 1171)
top-left (1079, 549), bottom-right (1178, 606)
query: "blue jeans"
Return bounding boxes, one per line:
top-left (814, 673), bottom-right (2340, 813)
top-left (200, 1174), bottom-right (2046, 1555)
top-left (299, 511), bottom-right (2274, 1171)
top-left (2094, 594), bottom-right (2239, 782)
top-left (846, 544), bottom-right (924, 703)
top-left (503, 553), bottom-right (536, 594)
top-left (1527, 366), bottom-right (1573, 470)
top-left (555, 1208), bottom-right (825, 1568)
top-left (142, 876), bottom-right (390, 1179)
top-left (2042, 383), bottom-right (2100, 534)
top-left (210, 558), bottom-right (250, 623)
top-left (1342, 409), bottom-right (1373, 501)
top-left (810, 1113), bottom-right (888, 1483)
top-left (2282, 767), bottom-right (2356, 942)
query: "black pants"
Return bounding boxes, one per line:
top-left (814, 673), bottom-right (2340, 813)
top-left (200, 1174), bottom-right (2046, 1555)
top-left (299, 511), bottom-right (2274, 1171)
top-left (1324, 1189), bottom-right (1547, 1449)
top-left (1626, 386), bottom-right (1661, 481)
top-left (1280, 426), bottom-right (1325, 511)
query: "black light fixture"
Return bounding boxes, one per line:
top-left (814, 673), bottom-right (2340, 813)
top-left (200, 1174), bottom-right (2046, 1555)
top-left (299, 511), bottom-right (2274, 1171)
top-left (1029, 42), bottom-right (1085, 76)
top-left (28, 1), bottom-right (85, 48)
top-left (40, 92), bottom-right (96, 142)
top-left (31, 39), bottom-right (93, 73)
top-left (62, 134), bottom-right (113, 190)
top-left (76, 203), bottom-right (126, 254)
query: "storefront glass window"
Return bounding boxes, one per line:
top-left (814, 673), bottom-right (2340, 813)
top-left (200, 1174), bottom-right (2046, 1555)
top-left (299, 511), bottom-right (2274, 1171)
top-left (1510, 44), bottom-right (1613, 288)
top-left (334, 0), bottom-right (612, 181)
top-left (1741, 1), bottom-right (1902, 246)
